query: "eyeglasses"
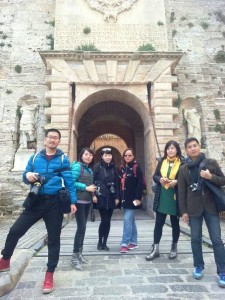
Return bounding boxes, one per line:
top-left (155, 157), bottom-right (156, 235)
top-left (46, 136), bottom-right (59, 140)
top-left (124, 154), bottom-right (133, 157)
top-left (102, 147), bottom-right (112, 151)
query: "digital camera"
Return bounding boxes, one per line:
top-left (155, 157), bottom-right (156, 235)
top-left (190, 183), bottom-right (199, 192)
top-left (30, 175), bottom-right (46, 195)
top-left (95, 185), bottom-right (102, 197)
top-left (107, 182), bottom-right (115, 194)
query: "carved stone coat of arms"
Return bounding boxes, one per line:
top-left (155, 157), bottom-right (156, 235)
top-left (86, 0), bottom-right (138, 22)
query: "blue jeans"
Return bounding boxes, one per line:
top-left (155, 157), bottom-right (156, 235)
top-left (189, 210), bottom-right (225, 274)
top-left (121, 209), bottom-right (137, 247)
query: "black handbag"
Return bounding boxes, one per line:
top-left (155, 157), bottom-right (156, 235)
top-left (22, 193), bottom-right (38, 210)
top-left (203, 179), bottom-right (225, 212)
top-left (58, 188), bottom-right (71, 213)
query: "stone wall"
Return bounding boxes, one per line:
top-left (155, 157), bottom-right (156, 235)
top-left (0, 0), bottom-right (225, 216)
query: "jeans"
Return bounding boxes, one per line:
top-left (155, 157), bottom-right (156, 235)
top-left (73, 203), bottom-right (91, 253)
top-left (154, 211), bottom-right (180, 244)
top-left (189, 209), bottom-right (225, 274)
top-left (1, 196), bottom-right (63, 272)
top-left (121, 209), bottom-right (137, 247)
top-left (98, 208), bottom-right (113, 245)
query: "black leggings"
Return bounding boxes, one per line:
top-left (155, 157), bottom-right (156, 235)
top-left (154, 211), bottom-right (180, 244)
top-left (98, 208), bottom-right (113, 245)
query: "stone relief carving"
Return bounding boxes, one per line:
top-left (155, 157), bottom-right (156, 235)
top-left (184, 108), bottom-right (201, 142)
top-left (86, 0), bottom-right (138, 22)
top-left (19, 104), bottom-right (38, 149)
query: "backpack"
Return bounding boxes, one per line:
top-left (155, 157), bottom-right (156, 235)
top-left (132, 163), bottom-right (147, 195)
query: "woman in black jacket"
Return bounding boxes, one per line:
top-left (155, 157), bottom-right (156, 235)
top-left (119, 148), bottom-right (143, 253)
top-left (146, 140), bottom-right (183, 261)
top-left (93, 147), bottom-right (120, 251)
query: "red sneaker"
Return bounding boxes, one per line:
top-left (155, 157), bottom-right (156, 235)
top-left (120, 246), bottom-right (128, 253)
top-left (0, 257), bottom-right (10, 272)
top-left (42, 271), bottom-right (54, 294)
top-left (128, 244), bottom-right (139, 250)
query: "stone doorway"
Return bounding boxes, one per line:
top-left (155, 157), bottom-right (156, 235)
top-left (75, 94), bottom-right (145, 168)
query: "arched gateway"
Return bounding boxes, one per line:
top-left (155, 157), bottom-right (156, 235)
top-left (40, 51), bottom-right (182, 215)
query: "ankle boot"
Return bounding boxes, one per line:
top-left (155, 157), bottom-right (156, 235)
top-left (145, 244), bottom-right (160, 261)
top-left (0, 257), bottom-right (10, 272)
top-left (71, 253), bottom-right (83, 270)
top-left (42, 271), bottom-right (54, 294)
top-left (79, 248), bottom-right (88, 264)
top-left (169, 243), bottom-right (177, 259)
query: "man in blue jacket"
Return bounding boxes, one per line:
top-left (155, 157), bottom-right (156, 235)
top-left (0, 128), bottom-right (77, 294)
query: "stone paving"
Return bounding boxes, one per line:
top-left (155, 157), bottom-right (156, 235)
top-left (0, 210), bottom-right (225, 299)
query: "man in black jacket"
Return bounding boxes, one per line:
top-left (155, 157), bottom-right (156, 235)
top-left (178, 137), bottom-right (225, 287)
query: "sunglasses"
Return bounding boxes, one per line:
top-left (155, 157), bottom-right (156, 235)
top-left (102, 147), bottom-right (112, 151)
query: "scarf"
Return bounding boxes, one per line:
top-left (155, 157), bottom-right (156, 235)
top-left (186, 152), bottom-right (206, 184)
top-left (160, 156), bottom-right (181, 189)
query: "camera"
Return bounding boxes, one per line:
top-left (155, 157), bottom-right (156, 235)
top-left (30, 175), bottom-right (46, 195)
top-left (107, 182), bottom-right (115, 194)
top-left (190, 183), bottom-right (199, 192)
top-left (95, 185), bottom-right (102, 197)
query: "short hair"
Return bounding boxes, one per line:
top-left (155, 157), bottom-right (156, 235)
top-left (163, 140), bottom-right (182, 159)
top-left (184, 137), bottom-right (199, 149)
top-left (45, 128), bottom-right (61, 139)
top-left (78, 147), bottom-right (95, 168)
top-left (122, 148), bottom-right (135, 164)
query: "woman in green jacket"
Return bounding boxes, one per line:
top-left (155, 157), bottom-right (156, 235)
top-left (71, 148), bottom-right (96, 271)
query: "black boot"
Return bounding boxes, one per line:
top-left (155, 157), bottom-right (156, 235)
top-left (145, 244), bottom-right (160, 261)
top-left (169, 243), bottom-right (177, 259)
top-left (97, 241), bottom-right (103, 250)
top-left (102, 238), bottom-right (109, 251)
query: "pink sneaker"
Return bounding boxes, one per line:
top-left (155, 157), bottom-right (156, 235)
top-left (128, 244), bottom-right (139, 250)
top-left (120, 246), bottom-right (128, 253)
top-left (0, 258), bottom-right (10, 272)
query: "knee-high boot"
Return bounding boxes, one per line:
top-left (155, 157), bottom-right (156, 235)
top-left (145, 244), bottom-right (160, 261)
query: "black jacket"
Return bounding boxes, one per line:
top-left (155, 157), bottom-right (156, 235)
top-left (153, 157), bottom-right (185, 216)
top-left (118, 161), bottom-right (143, 209)
top-left (93, 160), bottom-right (119, 210)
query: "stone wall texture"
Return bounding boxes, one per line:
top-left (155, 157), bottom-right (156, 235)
top-left (0, 0), bottom-right (225, 216)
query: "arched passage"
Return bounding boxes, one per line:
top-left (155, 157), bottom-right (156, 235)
top-left (74, 89), bottom-right (151, 169)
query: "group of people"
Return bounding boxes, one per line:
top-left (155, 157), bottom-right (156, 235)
top-left (0, 129), bottom-right (144, 294)
top-left (146, 138), bottom-right (225, 289)
top-left (0, 129), bottom-right (225, 294)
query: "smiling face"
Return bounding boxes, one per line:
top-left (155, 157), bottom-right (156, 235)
top-left (166, 144), bottom-right (178, 159)
top-left (123, 149), bottom-right (135, 164)
top-left (102, 153), bottom-right (113, 164)
top-left (185, 140), bottom-right (201, 160)
top-left (44, 131), bottom-right (61, 151)
top-left (81, 150), bottom-right (94, 166)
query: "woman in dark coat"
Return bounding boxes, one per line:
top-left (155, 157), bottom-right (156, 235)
top-left (118, 148), bottom-right (144, 253)
top-left (93, 147), bottom-right (120, 251)
top-left (146, 140), bottom-right (183, 261)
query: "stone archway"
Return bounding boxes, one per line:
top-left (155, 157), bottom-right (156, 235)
top-left (74, 89), bottom-right (149, 170)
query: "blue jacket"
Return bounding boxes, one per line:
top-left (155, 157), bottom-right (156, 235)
top-left (23, 149), bottom-right (77, 204)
